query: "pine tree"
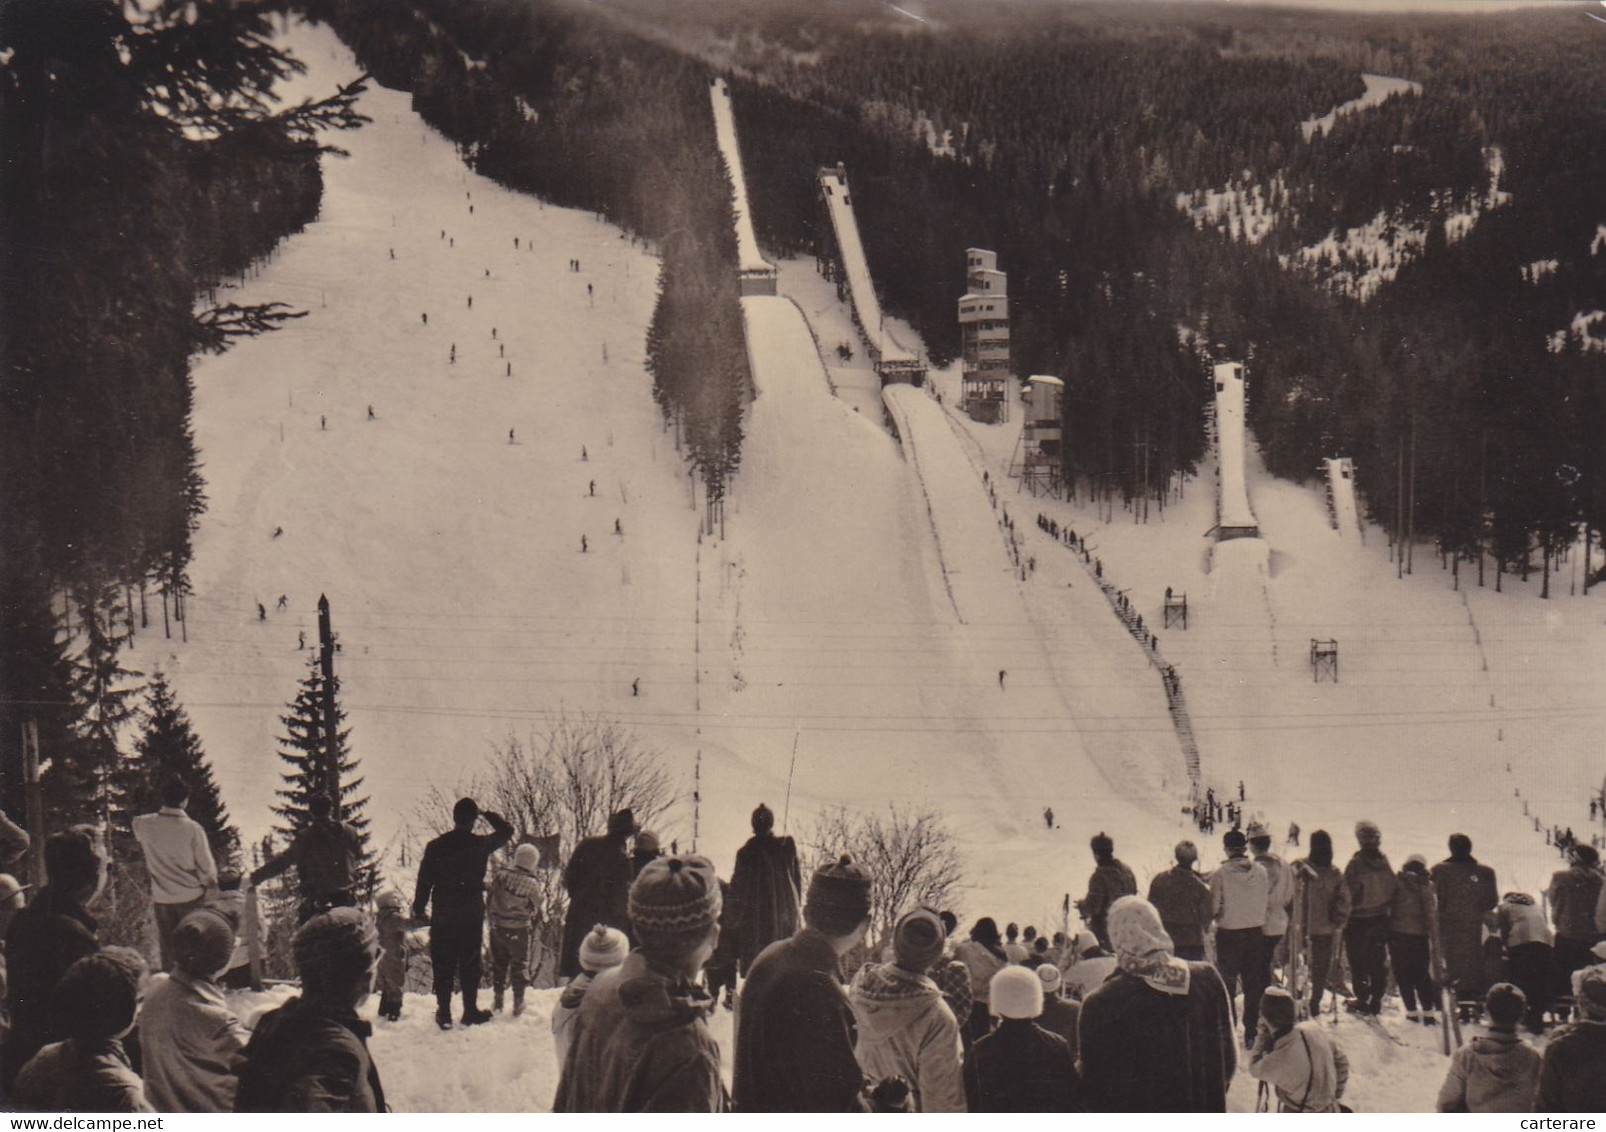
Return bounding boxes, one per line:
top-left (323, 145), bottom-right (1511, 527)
top-left (61, 582), bottom-right (144, 827)
top-left (273, 653), bottom-right (377, 897)
top-left (128, 672), bottom-right (239, 869)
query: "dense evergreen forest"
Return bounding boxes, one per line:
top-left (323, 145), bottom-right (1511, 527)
top-left (617, 0), bottom-right (1606, 588)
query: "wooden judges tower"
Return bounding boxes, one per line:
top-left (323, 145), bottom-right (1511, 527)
top-left (1310, 638), bottom-right (1339, 683)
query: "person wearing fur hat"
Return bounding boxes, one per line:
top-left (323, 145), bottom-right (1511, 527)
top-left (1431, 833), bottom-right (1499, 1006)
top-left (963, 965), bottom-right (1080, 1111)
top-left (1546, 843), bottom-right (1604, 995)
top-left (1248, 985), bottom-right (1350, 1112)
top-left (372, 890), bottom-right (413, 1022)
top-left (1293, 830), bottom-right (1351, 1016)
top-left (551, 923), bottom-right (628, 1067)
top-left (1388, 854), bottom-right (1440, 1022)
top-left (1209, 828), bottom-right (1269, 1043)
top-left (235, 907), bottom-right (385, 1112)
top-left (13, 947), bottom-right (152, 1113)
top-left (734, 855), bottom-right (873, 1112)
top-left (1535, 965), bottom-right (1606, 1112)
top-left (1080, 832), bottom-right (1137, 951)
top-left (137, 909), bottom-right (250, 1112)
top-left (558, 808), bottom-right (637, 979)
top-left (728, 803), bottom-right (802, 977)
top-left (487, 843), bottom-right (544, 1015)
top-left (1079, 896), bottom-right (1236, 1112)
top-left (1342, 820), bottom-right (1396, 1016)
top-left (1034, 962), bottom-right (1082, 1063)
top-left (414, 797), bottom-right (514, 1029)
top-left (847, 906), bottom-right (964, 1112)
top-left (1488, 891), bottom-right (1554, 1030)
top-left (954, 916), bottom-right (1009, 1043)
top-left (554, 855), bottom-right (726, 1112)
top-left (1436, 983), bottom-right (1540, 1112)
top-left (631, 830), bottom-right (662, 879)
top-left (1148, 840), bottom-right (1213, 961)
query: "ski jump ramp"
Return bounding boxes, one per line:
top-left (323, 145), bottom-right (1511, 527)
top-left (1325, 456), bottom-right (1362, 537)
top-left (818, 164), bottom-right (925, 384)
top-left (708, 78), bottom-right (777, 296)
top-left (1213, 362), bottom-right (1260, 540)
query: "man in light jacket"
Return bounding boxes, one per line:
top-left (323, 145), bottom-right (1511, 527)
top-left (1208, 828), bottom-right (1269, 1046)
top-left (132, 777), bottom-right (218, 970)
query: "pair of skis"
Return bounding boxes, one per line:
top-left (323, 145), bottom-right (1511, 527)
top-left (1425, 878), bottom-right (1466, 1054)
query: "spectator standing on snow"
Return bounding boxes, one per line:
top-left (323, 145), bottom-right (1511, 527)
top-left (954, 917), bottom-right (1009, 1043)
top-left (1209, 828), bottom-right (1269, 1043)
top-left (132, 775), bottom-right (219, 970)
top-left (553, 856), bottom-right (727, 1112)
top-left (1293, 830), bottom-right (1351, 1016)
top-left (250, 794), bottom-right (364, 923)
top-left (1248, 821), bottom-right (1295, 983)
top-left (551, 924), bottom-right (628, 1068)
top-left (413, 797), bottom-right (514, 1029)
top-left (1248, 985), bottom-right (1350, 1112)
top-left (847, 906), bottom-right (964, 1113)
top-left (1081, 832), bottom-right (1137, 951)
top-left (1033, 963), bottom-right (1081, 1063)
top-left (630, 830), bottom-right (661, 879)
top-left (929, 911), bottom-right (973, 1037)
top-left (373, 890), bottom-right (411, 1022)
top-left (137, 910), bottom-right (248, 1113)
top-left (1431, 833), bottom-right (1499, 1008)
top-left (1148, 840), bottom-right (1213, 961)
top-left (734, 856), bottom-right (873, 1112)
top-left (487, 843), bottom-right (543, 1015)
top-left (3, 827), bottom-right (105, 1089)
top-left (1079, 896), bottom-right (1236, 1112)
top-left (1003, 922), bottom-right (1028, 963)
top-left (1342, 820), bottom-right (1397, 1016)
top-left (1389, 854), bottom-right (1440, 1023)
top-left (13, 948), bottom-right (151, 1113)
top-left (1489, 891), bottom-right (1554, 1030)
top-left (1547, 843), bottom-right (1604, 991)
top-left (234, 909), bottom-right (384, 1112)
top-left (1436, 983), bottom-right (1541, 1112)
top-left (1534, 965), bottom-right (1606, 1112)
top-left (964, 965), bottom-right (1079, 1112)
top-left (1060, 929), bottom-right (1119, 1001)
top-left (558, 808), bottom-right (637, 978)
top-left (728, 803), bottom-right (802, 977)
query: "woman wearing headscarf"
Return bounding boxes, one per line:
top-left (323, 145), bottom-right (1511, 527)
top-left (1078, 896), bottom-right (1237, 1112)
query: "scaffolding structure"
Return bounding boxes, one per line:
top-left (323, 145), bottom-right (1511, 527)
top-left (1013, 375), bottom-right (1064, 498)
top-left (1310, 638), bottom-right (1339, 683)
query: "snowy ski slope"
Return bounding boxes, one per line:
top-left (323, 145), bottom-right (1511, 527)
top-left (1327, 456), bottom-right (1362, 537)
top-left (1213, 362), bottom-right (1259, 537)
top-left (708, 78), bottom-right (772, 277)
top-left (817, 165), bottom-right (918, 366)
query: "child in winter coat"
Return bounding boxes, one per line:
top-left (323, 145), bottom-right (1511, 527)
top-left (551, 924), bottom-right (628, 1067)
top-left (1436, 983), bottom-right (1541, 1112)
top-left (487, 845), bottom-right (544, 1015)
top-left (13, 948), bottom-right (152, 1113)
top-left (374, 889), bottom-right (414, 1022)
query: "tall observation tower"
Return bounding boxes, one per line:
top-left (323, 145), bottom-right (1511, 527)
top-left (958, 248), bottom-right (1010, 422)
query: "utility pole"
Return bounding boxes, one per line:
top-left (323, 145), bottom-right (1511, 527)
top-left (1397, 431), bottom-right (1405, 580)
top-left (21, 720), bottom-right (44, 889)
top-left (317, 594), bottom-right (339, 816)
top-left (1407, 412), bottom-right (1417, 575)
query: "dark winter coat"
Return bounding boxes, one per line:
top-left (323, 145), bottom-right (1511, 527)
top-left (1038, 995), bottom-right (1082, 1065)
top-left (1431, 855), bottom-right (1499, 928)
top-left (1534, 1019), bottom-right (1606, 1114)
top-left (1436, 1030), bottom-right (1542, 1113)
top-left (1083, 859), bottom-right (1138, 948)
top-left (728, 831), bottom-right (802, 976)
top-left (552, 953), bottom-right (726, 1112)
top-left (559, 833), bottom-right (634, 978)
top-left (1294, 859), bottom-right (1352, 936)
top-left (1147, 865), bottom-right (1214, 950)
top-left (1546, 865), bottom-right (1604, 941)
top-left (1343, 849), bottom-right (1397, 919)
top-left (963, 1018), bottom-right (1081, 1112)
top-left (2, 886), bottom-right (99, 1088)
top-left (630, 848), bottom-right (659, 880)
top-left (1077, 963), bottom-right (1237, 1113)
top-left (251, 818), bottom-right (365, 898)
top-left (412, 814), bottom-right (514, 924)
top-left (733, 927), bottom-right (866, 1113)
top-left (1389, 867), bottom-right (1433, 936)
top-left (234, 996), bottom-right (386, 1112)
top-left (12, 1038), bottom-right (151, 1113)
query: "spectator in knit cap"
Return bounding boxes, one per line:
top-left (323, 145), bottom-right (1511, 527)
top-left (3, 826), bottom-right (106, 1090)
top-left (13, 947), bottom-right (151, 1113)
top-left (554, 855), bottom-right (726, 1112)
top-left (1547, 843), bottom-right (1604, 993)
top-left (1342, 819), bottom-right (1396, 1016)
top-left (631, 830), bottom-right (662, 879)
top-left (1034, 962), bottom-right (1081, 1064)
top-left (1080, 832), bottom-right (1137, 951)
top-left (1248, 985), bottom-right (1350, 1112)
top-left (551, 923), bottom-right (628, 1068)
top-left (373, 890), bottom-right (413, 1022)
top-left (847, 906), bottom-right (964, 1112)
top-left (1079, 896), bottom-right (1236, 1112)
top-left (729, 803), bottom-right (802, 977)
top-left (413, 796), bottom-right (514, 1029)
top-left (487, 843), bottom-right (543, 1015)
top-left (235, 908), bottom-right (385, 1112)
top-left (1437, 983), bottom-right (1540, 1112)
top-left (132, 775), bottom-right (219, 971)
top-left (137, 909), bottom-right (249, 1112)
top-left (735, 855), bottom-right (874, 1112)
top-left (1535, 965), bottom-right (1606, 1112)
top-left (559, 808), bottom-right (637, 978)
top-left (1148, 840), bottom-right (1213, 961)
top-left (963, 964), bottom-right (1080, 1112)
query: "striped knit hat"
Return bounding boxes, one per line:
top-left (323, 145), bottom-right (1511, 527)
top-left (805, 855), bottom-right (873, 936)
top-left (628, 854), bottom-right (721, 954)
top-left (578, 924), bottom-right (629, 972)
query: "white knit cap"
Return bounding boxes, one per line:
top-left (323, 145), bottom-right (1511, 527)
top-left (1035, 963), bottom-right (1063, 995)
top-left (578, 924), bottom-right (629, 972)
top-left (990, 965), bottom-right (1044, 1020)
top-left (513, 843), bottom-right (540, 872)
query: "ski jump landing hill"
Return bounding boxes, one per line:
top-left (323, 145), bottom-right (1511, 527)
top-left (817, 164), bottom-right (926, 385)
top-left (708, 78), bottom-right (777, 297)
top-left (1325, 455), bottom-right (1363, 537)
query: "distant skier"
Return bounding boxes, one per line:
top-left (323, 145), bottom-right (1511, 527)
top-left (998, 669), bottom-right (1007, 690)
top-left (484, 269), bottom-right (490, 279)
top-left (276, 595), bottom-right (288, 612)
top-left (422, 312), bottom-right (428, 325)
top-left (632, 678), bottom-right (639, 697)
top-left (587, 283), bottom-right (593, 302)
top-left (508, 428), bottom-right (515, 444)
top-left (450, 344), bottom-right (456, 364)
top-left (272, 526), bottom-right (283, 539)
top-left (1287, 822), bottom-right (1300, 847)
top-left (1165, 586), bottom-right (1173, 602)
top-left (499, 344), bottom-right (505, 358)
top-left (581, 535), bottom-right (588, 553)
top-left (367, 404), bottom-right (375, 420)
top-left (467, 295), bottom-right (472, 309)
top-left (514, 238), bottom-right (519, 249)
top-left (588, 480), bottom-right (595, 497)
top-left (1044, 808), bottom-right (1054, 830)
top-left (614, 519), bottom-right (622, 536)
top-left (320, 415), bottom-right (326, 431)
top-left (506, 363), bottom-right (512, 377)
top-left (581, 447), bottom-right (588, 461)
top-left (257, 603), bottom-right (266, 622)
top-left (389, 248), bottom-right (394, 260)
top-left (298, 631), bottom-right (306, 651)
top-left (492, 328), bottom-right (497, 339)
